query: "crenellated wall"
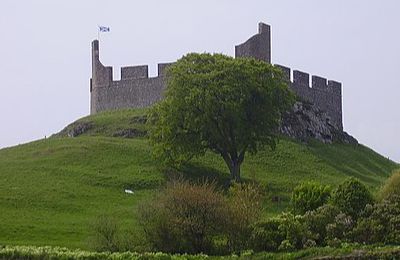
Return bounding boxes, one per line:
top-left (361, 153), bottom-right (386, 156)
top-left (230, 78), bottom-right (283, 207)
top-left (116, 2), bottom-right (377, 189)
top-left (90, 40), bottom-right (173, 114)
top-left (274, 65), bottom-right (342, 130)
top-left (90, 22), bottom-right (343, 130)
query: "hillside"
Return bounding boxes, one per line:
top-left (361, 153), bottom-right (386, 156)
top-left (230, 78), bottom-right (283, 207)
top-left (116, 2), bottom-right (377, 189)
top-left (0, 109), bottom-right (398, 249)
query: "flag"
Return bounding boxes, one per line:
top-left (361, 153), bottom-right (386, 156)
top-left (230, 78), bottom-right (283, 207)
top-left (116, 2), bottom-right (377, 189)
top-left (99, 26), bottom-right (110, 32)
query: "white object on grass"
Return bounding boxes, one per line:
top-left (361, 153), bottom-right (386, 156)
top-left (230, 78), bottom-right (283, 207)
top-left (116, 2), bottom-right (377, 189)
top-left (124, 189), bottom-right (134, 194)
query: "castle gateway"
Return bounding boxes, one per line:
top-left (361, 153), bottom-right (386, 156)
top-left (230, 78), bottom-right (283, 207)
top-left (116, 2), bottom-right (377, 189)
top-left (90, 22), bottom-right (343, 130)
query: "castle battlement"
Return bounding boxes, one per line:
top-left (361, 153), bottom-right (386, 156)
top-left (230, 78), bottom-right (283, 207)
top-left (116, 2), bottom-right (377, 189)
top-left (90, 22), bottom-right (343, 130)
top-left (274, 64), bottom-right (342, 129)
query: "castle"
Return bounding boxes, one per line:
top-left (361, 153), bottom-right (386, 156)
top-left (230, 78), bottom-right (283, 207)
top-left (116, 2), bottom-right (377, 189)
top-left (90, 22), bottom-right (343, 130)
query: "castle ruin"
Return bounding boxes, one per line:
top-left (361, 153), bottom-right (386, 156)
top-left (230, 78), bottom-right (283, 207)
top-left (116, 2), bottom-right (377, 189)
top-left (90, 22), bottom-right (343, 130)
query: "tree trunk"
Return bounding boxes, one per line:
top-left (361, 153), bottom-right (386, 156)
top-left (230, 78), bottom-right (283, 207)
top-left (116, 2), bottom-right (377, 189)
top-left (221, 152), bottom-right (244, 182)
top-left (230, 159), bottom-right (241, 182)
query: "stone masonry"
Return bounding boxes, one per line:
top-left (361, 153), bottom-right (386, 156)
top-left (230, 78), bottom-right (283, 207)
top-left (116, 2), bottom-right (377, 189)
top-left (90, 22), bottom-right (343, 130)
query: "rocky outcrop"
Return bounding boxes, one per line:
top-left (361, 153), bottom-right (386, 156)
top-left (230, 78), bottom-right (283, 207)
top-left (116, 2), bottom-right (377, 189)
top-left (55, 102), bottom-right (356, 144)
top-left (55, 121), bottom-right (93, 138)
top-left (112, 128), bottom-right (146, 138)
top-left (280, 101), bottom-right (357, 144)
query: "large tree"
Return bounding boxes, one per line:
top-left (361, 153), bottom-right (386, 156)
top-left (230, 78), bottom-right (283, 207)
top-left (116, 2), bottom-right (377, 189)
top-left (148, 53), bottom-right (294, 181)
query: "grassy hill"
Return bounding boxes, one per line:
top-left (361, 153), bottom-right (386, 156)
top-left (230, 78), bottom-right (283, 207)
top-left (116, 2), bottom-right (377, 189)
top-left (0, 109), bottom-right (397, 249)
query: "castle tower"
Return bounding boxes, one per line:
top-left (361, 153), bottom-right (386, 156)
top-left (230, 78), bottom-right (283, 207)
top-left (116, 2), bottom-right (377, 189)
top-left (235, 22), bottom-right (271, 63)
top-left (90, 40), bottom-right (113, 114)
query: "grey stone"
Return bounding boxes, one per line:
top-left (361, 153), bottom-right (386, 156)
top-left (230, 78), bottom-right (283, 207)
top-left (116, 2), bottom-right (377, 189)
top-left (57, 121), bottom-right (93, 138)
top-left (112, 128), bottom-right (146, 138)
top-left (280, 102), bottom-right (357, 144)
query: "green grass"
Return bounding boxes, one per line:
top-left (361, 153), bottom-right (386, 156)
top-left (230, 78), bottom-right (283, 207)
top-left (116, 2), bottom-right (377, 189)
top-left (0, 109), bottom-right (398, 249)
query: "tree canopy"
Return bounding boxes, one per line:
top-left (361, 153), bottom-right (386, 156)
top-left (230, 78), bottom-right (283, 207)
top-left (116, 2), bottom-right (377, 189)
top-left (148, 53), bottom-right (294, 181)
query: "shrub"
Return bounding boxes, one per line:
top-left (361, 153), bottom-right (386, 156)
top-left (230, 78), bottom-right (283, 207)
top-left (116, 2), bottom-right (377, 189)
top-left (379, 170), bottom-right (400, 200)
top-left (250, 218), bottom-right (285, 252)
top-left (277, 212), bottom-right (313, 250)
top-left (278, 240), bottom-right (295, 251)
top-left (138, 179), bottom-right (228, 254)
top-left (326, 213), bottom-right (354, 246)
top-left (251, 211), bottom-right (320, 252)
top-left (330, 178), bottom-right (373, 219)
top-left (302, 204), bottom-right (341, 246)
top-left (351, 217), bottom-right (385, 244)
top-left (352, 194), bottom-right (400, 244)
top-left (225, 182), bottom-right (263, 252)
top-left (291, 182), bottom-right (331, 215)
top-left (89, 214), bottom-right (122, 252)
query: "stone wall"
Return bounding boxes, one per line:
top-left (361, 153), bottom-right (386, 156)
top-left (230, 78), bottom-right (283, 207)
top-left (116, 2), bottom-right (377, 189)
top-left (235, 23), bottom-right (271, 63)
top-left (90, 40), bottom-right (171, 114)
top-left (90, 22), bottom-right (343, 130)
top-left (275, 65), bottom-right (343, 130)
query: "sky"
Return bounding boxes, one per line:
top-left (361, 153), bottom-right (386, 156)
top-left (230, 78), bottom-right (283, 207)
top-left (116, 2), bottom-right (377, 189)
top-left (0, 0), bottom-right (399, 163)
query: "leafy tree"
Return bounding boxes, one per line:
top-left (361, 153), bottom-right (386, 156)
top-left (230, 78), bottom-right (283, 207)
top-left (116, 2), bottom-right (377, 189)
top-left (148, 53), bottom-right (294, 181)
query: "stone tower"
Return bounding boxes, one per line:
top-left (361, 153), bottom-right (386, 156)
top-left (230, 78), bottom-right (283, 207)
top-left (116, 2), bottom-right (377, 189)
top-left (235, 22), bottom-right (271, 63)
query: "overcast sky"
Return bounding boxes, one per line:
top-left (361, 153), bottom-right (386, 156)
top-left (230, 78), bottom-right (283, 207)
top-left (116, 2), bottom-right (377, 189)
top-left (0, 0), bottom-right (399, 163)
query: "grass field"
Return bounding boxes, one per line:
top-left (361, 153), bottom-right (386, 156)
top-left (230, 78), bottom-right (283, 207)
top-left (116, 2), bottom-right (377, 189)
top-left (0, 109), bottom-right (398, 249)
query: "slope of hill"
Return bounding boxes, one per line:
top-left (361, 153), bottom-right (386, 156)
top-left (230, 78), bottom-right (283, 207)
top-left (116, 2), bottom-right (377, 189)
top-left (0, 109), bottom-right (397, 249)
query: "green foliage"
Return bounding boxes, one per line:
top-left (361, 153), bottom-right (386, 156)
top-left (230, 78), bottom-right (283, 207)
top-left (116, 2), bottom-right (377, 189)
top-left (350, 218), bottom-right (385, 245)
top-left (251, 192), bottom-right (400, 253)
top-left (250, 218), bottom-right (285, 252)
top-left (379, 170), bottom-right (400, 200)
top-left (326, 213), bottom-right (354, 246)
top-left (278, 240), bottom-right (295, 252)
top-left (250, 212), bottom-right (314, 253)
top-left (291, 182), bottom-right (331, 215)
top-left (138, 180), bottom-right (265, 254)
top-left (1, 245), bottom-right (400, 260)
top-left (330, 178), bottom-right (374, 219)
top-left (225, 182), bottom-right (264, 252)
top-left (88, 215), bottom-right (121, 252)
top-left (148, 53), bottom-right (295, 180)
top-left (277, 212), bottom-right (313, 250)
top-left (352, 194), bottom-right (400, 244)
top-left (302, 204), bottom-right (341, 245)
top-left (138, 180), bottom-right (228, 254)
top-left (0, 245), bottom-right (210, 260)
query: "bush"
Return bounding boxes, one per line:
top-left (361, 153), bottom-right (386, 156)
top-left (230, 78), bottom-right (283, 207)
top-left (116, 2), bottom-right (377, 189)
top-left (138, 179), bottom-right (228, 254)
top-left (250, 218), bottom-right (285, 252)
top-left (139, 180), bottom-right (265, 254)
top-left (251, 212), bottom-right (316, 252)
top-left (330, 178), bottom-right (373, 219)
top-left (291, 182), bottom-right (331, 215)
top-left (326, 213), bottom-right (354, 246)
top-left (225, 182), bottom-right (263, 252)
top-left (277, 212), bottom-right (313, 250)
top-left (251, 211), bottom-right (321, 252)
top-left (89, 214), bottom-right (122, 252)
top-left (379, 170), bottom-right (400, 200)
top-left (351, 217), bottom-right (385, 244)
top-left (303, 204), bottom-right (341, 246)
top-left (352, 194), bottom-right (400, 244)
